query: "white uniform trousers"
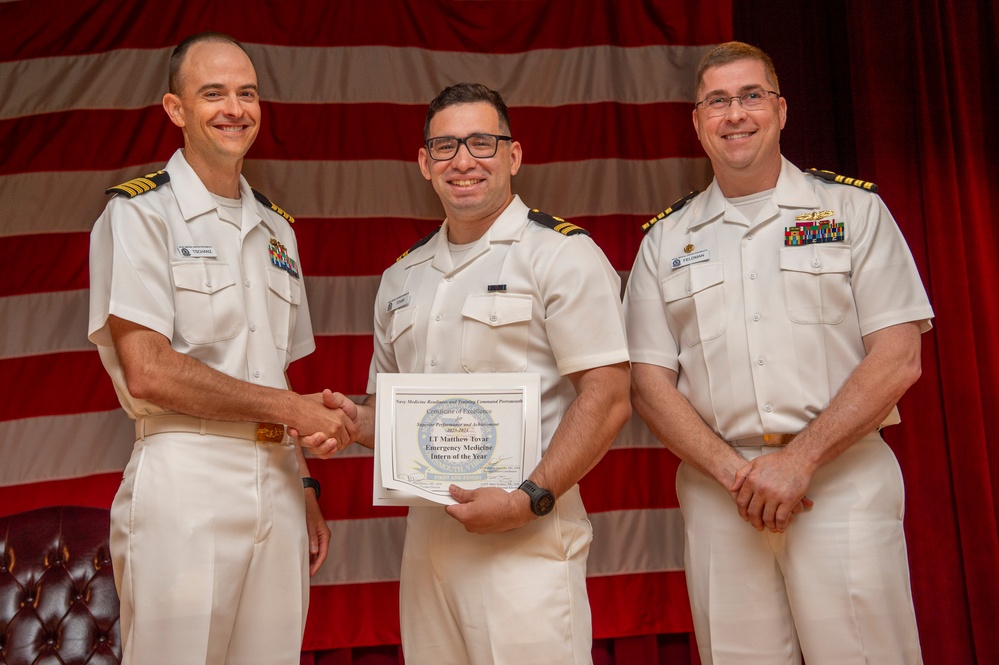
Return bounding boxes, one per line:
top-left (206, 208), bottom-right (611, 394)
top-left (677, 432), bottom-right (923, 665)
top-left (400, 484), bottom-right (593, 665)
top-left (110, 431), bottom-right (309, 665)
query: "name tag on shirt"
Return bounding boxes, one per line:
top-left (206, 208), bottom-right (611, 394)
top-left (387, 292), bottom-right (411, 312)
top-left (671, 249), bottom-right (709, 269)
top-left (177, 245), bottom-right (217, 258)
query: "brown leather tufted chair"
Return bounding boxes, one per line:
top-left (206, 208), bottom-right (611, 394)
top-left (0, 506), bottom-right (121, 664)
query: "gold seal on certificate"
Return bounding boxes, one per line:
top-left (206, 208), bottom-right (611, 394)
top-left (374, 373), bottom-right (542, 506)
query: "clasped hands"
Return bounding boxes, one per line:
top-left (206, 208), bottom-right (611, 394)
top-left (289, 389), bottom-right (359, 459)
top-left (728, 448), bottom-right (815, 534)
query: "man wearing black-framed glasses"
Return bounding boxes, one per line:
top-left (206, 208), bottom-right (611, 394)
top-left (625, 42), bottom-right (931, 663)
top-left (313, 82), bottom-right (631, 663)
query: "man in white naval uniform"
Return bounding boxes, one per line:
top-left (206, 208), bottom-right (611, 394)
top-left (310, 83), bottom-right (631, 664)
top-left (624, 41), bottom-right (933, 664)
top-left (88, 32), bottom-right (354, 664)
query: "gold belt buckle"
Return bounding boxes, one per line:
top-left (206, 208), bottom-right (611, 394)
top-left (763, 433), bottom-right (796, 447)
top-left (255, 423), bottom-right (285, 444)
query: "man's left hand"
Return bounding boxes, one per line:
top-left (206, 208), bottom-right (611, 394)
top-left (304, 489), bottom-right (331, 575)
top-left (444, 485), bottom-right (534, 534)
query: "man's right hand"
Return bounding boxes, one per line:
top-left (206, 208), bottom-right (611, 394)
top-left (290, 390), bottom-right (358, 456)
top-left (290, 390), bottom-right (357, 458)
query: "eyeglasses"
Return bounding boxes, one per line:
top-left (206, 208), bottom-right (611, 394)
top-left (424, 133), bottom-right (512, 161)
top-left (694, 89), bottom-right (780, 117)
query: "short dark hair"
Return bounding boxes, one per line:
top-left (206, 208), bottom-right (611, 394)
top-left (423, 83), bottom-right (512, 140)
top-left (168, 32), bottom-right (249, 95)
top-left (694, 41), bottom-right (780, 97)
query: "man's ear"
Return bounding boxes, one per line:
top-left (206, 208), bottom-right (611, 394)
top-left (417, 147), bottom-right (432, 181)
top-left (162, 93), bottom-right (185, 128)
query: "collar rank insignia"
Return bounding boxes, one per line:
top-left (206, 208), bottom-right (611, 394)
top-left (105, 170), bottom-right (170, 198)
top-left (253, 189), bottom-right (295, 224)
top-left (269, 238), bottom-right (300, 278)
top-left (806, 168), bottom-right (878, 193)
top-left (642, 190), bottom-right (700, 234)
top-left (529, 209), bottom-right (589, 236)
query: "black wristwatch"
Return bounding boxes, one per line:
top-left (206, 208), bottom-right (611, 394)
top-left (518, 479), bottom-right (555, 517)
top-left (302, 477), bottom-right (321, 499)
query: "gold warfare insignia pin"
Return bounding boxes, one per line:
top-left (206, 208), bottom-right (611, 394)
top-left (795, 210), bottom-right (835, 222)
top-left (684, 244), bottom-right (695, 254)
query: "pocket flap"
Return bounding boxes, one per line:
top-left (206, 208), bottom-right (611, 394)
top-left (661, 262), bottom-right (724, 303)
top-left (388, 306), bottom-right (416, 343)
top-left (172, 261), bottom-right (235, 294)
top-left (779, 246), bottom-right (851, 274)
top-left (462, 293), bottom-right (533, 327)
top-left (266, 268), bottom-right (302, 304)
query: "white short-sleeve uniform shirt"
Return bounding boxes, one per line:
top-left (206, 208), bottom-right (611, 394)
top-left (368, 195), bottom-right (629, 452)
top-left (625, 157), bottom-right (934, 441)
top-left (88, 149), bottom-right (314, 418)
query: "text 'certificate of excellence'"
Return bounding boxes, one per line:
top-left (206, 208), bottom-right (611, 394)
top-left (374, 373), bottom-right (542, 506)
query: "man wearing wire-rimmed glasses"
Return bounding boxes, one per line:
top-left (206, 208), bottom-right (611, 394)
top-left (624, 42), bottom-right (931, 663)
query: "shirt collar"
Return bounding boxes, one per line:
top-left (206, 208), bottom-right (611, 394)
top-left (684, 157), bottom-right (821, 231)
top-left (165, 149), bottom-right (267, 233)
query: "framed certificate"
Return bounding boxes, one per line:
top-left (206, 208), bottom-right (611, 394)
top-left (374, 373), bottom-right (542, 506)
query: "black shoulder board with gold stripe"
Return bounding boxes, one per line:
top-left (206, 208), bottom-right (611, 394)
top-left (105, 170), bottom-right (170, 198)
top-left (641, 190), bottom-right (699, 234)
top-left (806, 168), bottom-right (878, 193)
top-left (528, 209), bottom-right (589, 236)
top-left (397, 227), bottom-right (440, 262)
top-left (253, 189), bottom-right (295, 224)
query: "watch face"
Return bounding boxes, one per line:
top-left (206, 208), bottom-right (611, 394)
top-left (536, 493), bottom-right (555, 515)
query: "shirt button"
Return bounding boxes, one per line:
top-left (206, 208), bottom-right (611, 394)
top-left (757, 357), bottom-right (765, 365)
top-left (249, 323), bottom-right (257, 332)
top-left (446, 276), bottom-right (453, 282)
top-left (686, 283), bottom-right (692, 293)
top-left (765, 404), bottom-right (773, 412)
top-left (746, 234), bottom-right (754, 240)
top-left (749, 271), bottom-right (757, 279)
top-left (489, 314), bottom-right (498, 322)
top-left (429, 358), bottom-right (438, 367)
top-left (205, 280), bottom-right (213, 288)
top-left (435, 314), bottom-right (442, 321)
top-left (253, 370), bottom-right (261, 378)
top-left (244, 279), bottom-right (251, 288)
top-left (752, 313), bottom-right (761, 322)
top-left (812, 259), bottom-right (821, 269)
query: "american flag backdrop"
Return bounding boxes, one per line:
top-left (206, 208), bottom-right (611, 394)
top-left (0, 0), bottom-right (730, 650)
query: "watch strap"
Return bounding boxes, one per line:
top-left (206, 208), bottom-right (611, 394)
top-left (302, 476), bottom-right (321, 499)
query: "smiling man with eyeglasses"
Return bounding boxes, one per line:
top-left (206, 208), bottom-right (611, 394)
top-left (308, 82), bottom-right (631, 663)
top-left (624, 42), bottom-right (932, 664)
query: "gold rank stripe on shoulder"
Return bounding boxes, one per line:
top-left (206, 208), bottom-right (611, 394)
top-left (528, 208), bottom-right (589, 236)
top-left (252, 189), bottom-right (294, 224)
top-left (806, 168), bottom-right (879, 193)
top-left (397, 227), bottom-right (440, 262)
top-left (641, 190), bottom-right (699, 234)
top-left (105, 170), bottom-right (170, 197)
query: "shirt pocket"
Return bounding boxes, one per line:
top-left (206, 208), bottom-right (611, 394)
top-left (461, 293), bottom-right (533, 372)
top-left (387, 305), bottom-right (418, 372)
top-left (171, 261), bottom-right (243, 344)
top-left (265, 268), bottom-right (302, 351)
top-left (779, 245), bottom-right (853, 324)
top-left (661, 262), bottom-right (726, 347)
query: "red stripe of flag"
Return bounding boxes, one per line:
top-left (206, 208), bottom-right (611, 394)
top-left (1, 0), bottom-right (729, 62)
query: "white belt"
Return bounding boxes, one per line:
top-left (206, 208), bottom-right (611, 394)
top-left (135, 414), bottom-right (288, 444)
